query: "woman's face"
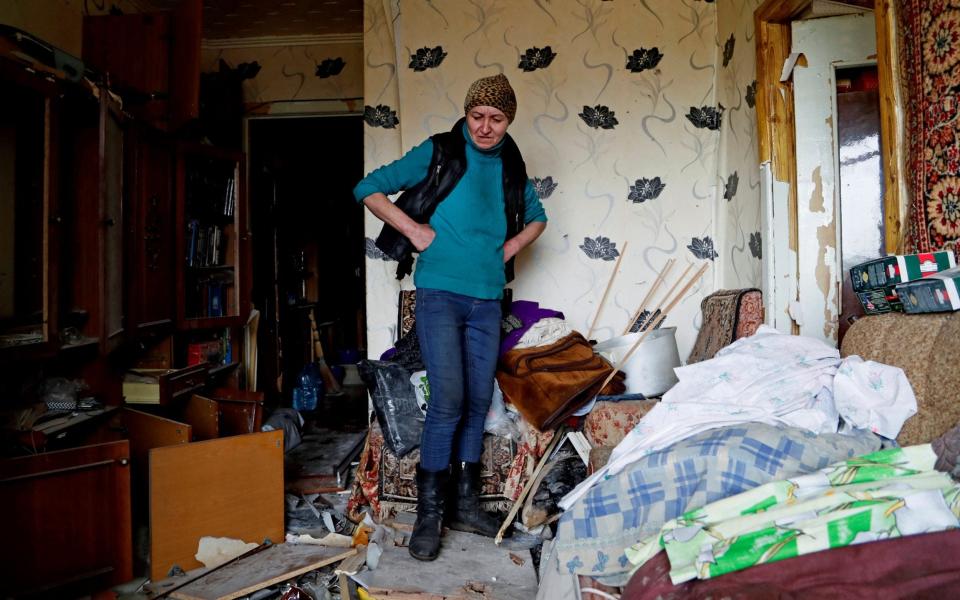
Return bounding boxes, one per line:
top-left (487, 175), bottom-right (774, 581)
top-left (466, 106), bottom-right (509, 150)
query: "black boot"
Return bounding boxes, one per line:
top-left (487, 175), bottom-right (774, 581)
top-left (449, 461), bottom-right (503, 538)
top-left (409, 466), bottom-right (448, 561)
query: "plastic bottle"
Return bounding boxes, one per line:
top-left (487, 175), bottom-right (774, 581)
top-left (292, 362), bottom-right (323, 411)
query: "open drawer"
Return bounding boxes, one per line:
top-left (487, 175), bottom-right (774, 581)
top-left (122, 364), bottom-right (208, 406)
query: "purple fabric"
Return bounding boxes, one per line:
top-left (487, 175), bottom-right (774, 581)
top-left (499, 300), bottom-right (564, 355)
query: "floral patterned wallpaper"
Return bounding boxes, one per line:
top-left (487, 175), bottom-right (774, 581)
top-left (361, 0), bottom-right (762, 358)
top-left (201, 42), bottom-right (363, 106)
top-left (716, 0), bottom-right (763, 289)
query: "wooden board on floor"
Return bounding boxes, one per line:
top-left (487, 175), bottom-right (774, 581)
top-left (148, 430), bottom-right (284, 581)
top-left (151, 544), bottom-right (355, 600)
top-left (285, 428), bottom-right (366, 493)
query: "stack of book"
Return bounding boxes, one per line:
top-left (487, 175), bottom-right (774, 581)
top-left (186, 220), bottom-right (228, 267)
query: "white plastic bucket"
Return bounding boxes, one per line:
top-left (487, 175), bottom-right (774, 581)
top-left (593, 327), bottom-right (681, 397)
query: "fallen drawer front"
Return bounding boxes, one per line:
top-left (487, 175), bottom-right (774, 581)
top-left (123, 364), bottom-right (208, 405)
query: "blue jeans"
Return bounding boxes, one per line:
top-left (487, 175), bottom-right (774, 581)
top-left (415, 288), bottom-right (501, 472)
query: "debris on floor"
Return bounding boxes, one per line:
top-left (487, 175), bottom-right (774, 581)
top-left (349, 529), bottom-right (538, 600)
top-left (146, 543), bottom-right (355, 600)
top-left (285, 426), bottom-right (367, 494)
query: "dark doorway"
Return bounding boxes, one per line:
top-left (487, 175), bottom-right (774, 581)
top-left (247, 115), bottom-right (364, 405)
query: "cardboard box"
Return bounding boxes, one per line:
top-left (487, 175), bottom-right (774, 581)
top-left (856, 288), bottom-right (903, 315)
top-left (850, 251), bottom-right (956, 292)
top-left (895, 266), bottom-right (960, 314)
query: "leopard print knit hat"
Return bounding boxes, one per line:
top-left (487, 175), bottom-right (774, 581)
top-left (464, 74), bottom-right (517, 123)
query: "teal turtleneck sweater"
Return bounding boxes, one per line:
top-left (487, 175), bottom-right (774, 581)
top-left (353, 123), bottom-right (547, 299)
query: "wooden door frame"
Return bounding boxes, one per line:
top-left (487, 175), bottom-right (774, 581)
top-left (755, 0), bottom-right (905, 332)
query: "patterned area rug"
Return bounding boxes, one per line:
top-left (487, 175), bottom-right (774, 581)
top-left (899, 0), bottom-right (960, 258)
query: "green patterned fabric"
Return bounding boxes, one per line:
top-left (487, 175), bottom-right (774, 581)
top-left (627, 445), bottom-right (960, 584)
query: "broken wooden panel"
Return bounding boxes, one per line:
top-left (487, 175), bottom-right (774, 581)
top-left (122, 407), bottom-right (192, 460)
top-left (119, 407), bottom-right (192, 500)
top-left (0, 440), bottom-right (132, 596)
top-left (285, 428), bottom-right (366, 493)
top-left (210, 387), bottom-right (264, 436)
top-left (149, 430), bottom-right (284, 581)
top-left (792, 13), bottom-right (877, 344)
top-left (218, 399), bottom-right (262, 437)
top-left (181, 394), bottom-right (220, 441)
top-left (148, 544), bottom-right (355, 600)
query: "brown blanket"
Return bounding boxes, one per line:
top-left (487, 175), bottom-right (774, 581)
top-left (623, 530), bottom-right (960, 600)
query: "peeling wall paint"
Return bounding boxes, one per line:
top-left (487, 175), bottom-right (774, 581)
top-left (816, 222), bottom-right (837, 339)
top-left (763, 166), bottom-right (797, 334)
top-left (791, 13), bottom-right (876, 345)
top-left (809, 165), bottom-right (825, 213)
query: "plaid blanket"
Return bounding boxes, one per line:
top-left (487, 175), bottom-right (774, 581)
top-left (553, 423), bottom-right (881, 582)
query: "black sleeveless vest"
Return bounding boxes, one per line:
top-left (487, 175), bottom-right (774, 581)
top-left (373, 118), bottom-right (527, 283)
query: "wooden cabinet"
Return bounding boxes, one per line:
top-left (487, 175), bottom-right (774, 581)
top-left (126, 125), bottom-right (176, 337)
top-left (82, 0), bottom-right (201, 131)
top-left (0, 58), bottom-right (62, 356)
top-left (175, 143), bottom-right (249, 331)
top-left (60, 85), bottom-right (126, 354)
top-left (122, 364), bottom-right (208, 406)
top-left (0, 440), bottom-right (133, 596)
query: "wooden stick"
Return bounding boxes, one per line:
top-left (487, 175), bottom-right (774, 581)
top-left (622, 258), bottom-right (675, 335)
top-left (586, 241), bottom-right (628, 341)
top-left (596, 262), bottom-right (709, 393)
top-left (648, 261), bottom-right (695, 321)
top-left (309, 309), bottom-right (343, 395)
top-left (495, 429), bottom-right (565, 545)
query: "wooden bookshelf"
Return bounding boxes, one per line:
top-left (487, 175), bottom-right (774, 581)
top-left (174, 143), bottom-right (248, 328)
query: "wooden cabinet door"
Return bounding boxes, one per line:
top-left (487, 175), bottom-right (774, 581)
top-left (63, 90), bottom-right (126, 353)
top-left (0, 61), bottom-right (61, 355)
top-left (127, 126), bottom-right (175, 335)
top-left (0, 441), bottom-right (132, 596)
top-left (102, 97), bottom-right (126, 351)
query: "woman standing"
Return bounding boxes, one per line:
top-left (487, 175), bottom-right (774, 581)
top-left (354, 74), bottom-right (547, 561)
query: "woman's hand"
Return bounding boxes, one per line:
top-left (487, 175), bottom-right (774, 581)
top-left (503, 221), bottom-right (546, 262)
top-left (362, 193), bottom-right (435, 251)
top-left (503, 238), bottom-right (519, 263)
top-left (409, 223), bottom-right (436, 252)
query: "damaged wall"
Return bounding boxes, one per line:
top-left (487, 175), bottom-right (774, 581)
top-left (361, 0), bottom-right (762, 358)
top-left (792, 13), bottom-right (876, 344)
